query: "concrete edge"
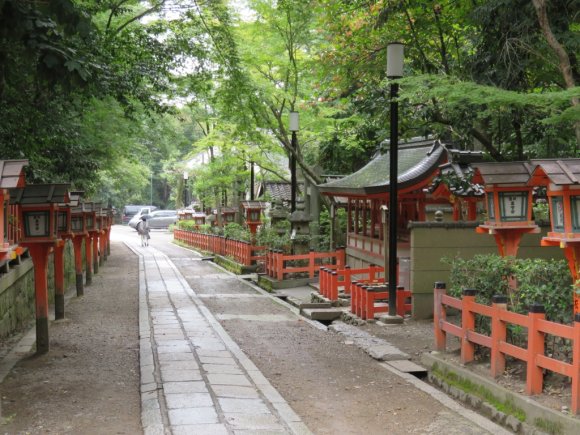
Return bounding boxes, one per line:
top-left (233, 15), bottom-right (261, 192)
top-left (157, 248), bottom-right (314, 435)
top-left (378, 361), bottom-right (512, 435)
top-left (124, 243), bottom-right (165, 434)
top-left (421, 352), bottom-right (580, 435)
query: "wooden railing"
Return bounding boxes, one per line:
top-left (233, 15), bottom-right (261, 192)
top-left (434, 282), bottom-right (580, 414)
top-left (174, 229), bottom-right (266, 267)
top-left (265, 248), bottom-right (346, 281)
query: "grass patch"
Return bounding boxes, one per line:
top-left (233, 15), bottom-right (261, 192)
top-left (534, 417), bottom-right (564, 435)
top-left (432, 363), bottom-right (527, 422)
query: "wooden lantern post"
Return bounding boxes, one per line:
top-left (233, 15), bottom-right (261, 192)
top-left (530, 160), bottom-right (580, 316)
top-left (473, 162), bottom-right (539, 257)
top-left (70, 199), bottom-right (87, 296)
top-left (241, 201), bottom-right (266, 243)
top-left (54, 201), bottom-right (73, 320)
top-left (90, 202), bottom-right (102, 274)
top-left (221, 207), bottom-right (236, 226)
top-left (83, 202), bottom-right (96, 285)
top-left (11, 184), bottom-right (69, 354)
top-left (192, 212), bottom-right (206, 229)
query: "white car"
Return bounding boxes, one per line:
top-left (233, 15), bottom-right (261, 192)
top-left (128, 207), bottom-right (156, 228)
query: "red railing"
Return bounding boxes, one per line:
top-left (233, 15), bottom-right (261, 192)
top-left (265, 248), bottom-right (346, 281)
top-left (434, 282), bottom-right (580, 414)
top-left (174, 229), bottom-right (266, 267)
top-left (319, 265), bottom-right (384, 301)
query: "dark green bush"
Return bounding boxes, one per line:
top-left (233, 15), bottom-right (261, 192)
top-left (444, 254), bottom-right (573, 322)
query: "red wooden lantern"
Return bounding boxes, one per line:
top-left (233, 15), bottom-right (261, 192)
top-left (9, 183), bottom-right (69, 354)
top-left (529, 159), bottom-right (580, 315)
top-left (473, 162), bottom-right (539, 257)
top-left (241, 200), bottom-right (266, 239)
top-left (0, 159), bottom-right (28, 256)
top-left (221, 207), bottom-right (236, 225)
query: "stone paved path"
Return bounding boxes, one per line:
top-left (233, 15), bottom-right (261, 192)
top-left (127, 241), bottom-right (310, 435)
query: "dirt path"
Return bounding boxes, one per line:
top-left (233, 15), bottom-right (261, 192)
top-left (0, 240), bottom-right (141, 435)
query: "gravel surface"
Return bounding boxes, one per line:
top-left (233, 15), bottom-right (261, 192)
top-left (0, 240), bottom-right (140, 434)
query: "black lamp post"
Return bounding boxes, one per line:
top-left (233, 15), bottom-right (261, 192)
top-left (386, 42), bottom-right (404, 319)
top-left (289, 111), bottom-right (299, 213)
top-left (250, 161), bottom-right (255, 201)
top-left (183, 171), bottom-right (189, 207)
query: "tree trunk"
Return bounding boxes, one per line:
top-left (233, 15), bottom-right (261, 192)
top-left (532, 0), bottom-right (580, 147)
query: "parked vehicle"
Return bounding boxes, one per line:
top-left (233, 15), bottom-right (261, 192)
top-left (128, 206), bottom-right (157, 228)
top-left (146, 210), bottom-right (178, 229)
top-left (122, 205), bottom-right (156, 225)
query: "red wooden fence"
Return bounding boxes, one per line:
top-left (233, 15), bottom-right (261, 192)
top-left (174, 229), bottom-right (266, 267)
top-left (434, 282), bottom-right (580, 414)
top-left (265, 248), bottom-right (346, 281)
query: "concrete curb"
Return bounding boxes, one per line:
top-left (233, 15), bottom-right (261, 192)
top-left (422, 352), bottom-right (580, 435)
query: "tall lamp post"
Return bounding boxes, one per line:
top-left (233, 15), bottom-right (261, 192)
top-left (289, 111), bottom-right (299, 213)
top-left (385, 42), bottom-right (404, 322)
top-left (183, 171), bottom-right (189, 207)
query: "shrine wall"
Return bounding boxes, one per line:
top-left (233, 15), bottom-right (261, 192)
top-left (408, 222), bottom-right (563, 319)
top-left (0, 241), bottom-right (77, 340)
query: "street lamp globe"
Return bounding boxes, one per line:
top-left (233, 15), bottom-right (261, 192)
top-left (386, 42), bottom-right (404, 79)
top-left (289, 111), bottom-right (299, 132)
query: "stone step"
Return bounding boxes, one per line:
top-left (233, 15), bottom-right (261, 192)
top-left (300, 308), bottom-right (344, 322)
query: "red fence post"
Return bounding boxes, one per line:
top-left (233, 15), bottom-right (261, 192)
top-left (396, 285), bottom-right (405, 317)
top-left (461, 288), bottom-right (477, 364)
top-left (434, 282), bottom-right (447, 351)
top-left (277, 250), bottom-right (284, 281)
top-left (309, 249), bottom-right (315, 278)
top-left (490, 295), bottom-right (508, 378)
top-left (526, 303), bottom-right (546, 396)
top-left (572, 313), bottom-right (580, 414)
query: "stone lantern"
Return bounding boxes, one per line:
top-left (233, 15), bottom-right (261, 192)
top-left (289, 200), bottom-right (311, 254)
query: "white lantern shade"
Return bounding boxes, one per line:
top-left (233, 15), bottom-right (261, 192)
top-left (551, 197), bottom-right (565, 231)
top-left (183, 171), bottom-right (189, 180)
top-left (386, 42), bottom-right (404, 78)
top-left (289, 111), bottom-right (299, 132)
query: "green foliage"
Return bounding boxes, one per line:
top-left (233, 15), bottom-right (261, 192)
top-left (256, 221), bottom-right (292, 251)
top-left (223, 223), bottom-right (251, 242)
top-left (444, 254), bottom-right (573, 323)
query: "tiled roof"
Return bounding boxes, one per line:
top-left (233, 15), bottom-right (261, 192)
top-left (318, 138), bottom-right (447, 195)
top-left (529, 159), bottom-right (580, 186)
top-left (472, 161), bottom-right (535, 185)
top-left (10, 184), bottom-right (69, 204)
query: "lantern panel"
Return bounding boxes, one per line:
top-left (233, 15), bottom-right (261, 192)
top-left (551, 196), bottom-right (565, 232)
top-left (24, 210), bottom-right (50, 237)
top-left (498, 191), bottom-right (528, 222)
top-left (571, 196), bottom-right (580, 232)
top-left (486, 194), bottom-right (495, 220)
top-left (86, 215), bottom-right (94, 230)
top-left (58, 211), bottom-right (68, 232)
top-left (71, 216), bottom-right (84, 232)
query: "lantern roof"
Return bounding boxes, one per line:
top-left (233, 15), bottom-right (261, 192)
top-left (68, 191), bottom-right (84, 206)
top-left (0, 159), bottom-right (29, 189)
top-left (10, 183), bottom-right (69, 205)
top-left (221, 207), bottom-right (236, 214)
top-left (472, 161), bottom-right (535, 186)
top-left (318, 138), bottom-right (448, 196)
top-left (240, 200), bottom-right (267, 210)
top-left (528, 159), bottom-right (580, 187)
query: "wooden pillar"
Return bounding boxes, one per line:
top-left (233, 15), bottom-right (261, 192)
top-left (85, 234), bottom-right (92, 285)
top-left (27, 243), bottom-right (52, 354)
top-left (72, 236), bottom-right (84, 296)
top-left (53, 242), bottom-right (65, 320)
